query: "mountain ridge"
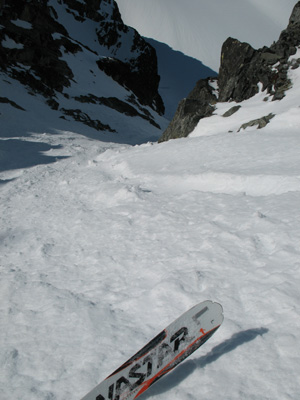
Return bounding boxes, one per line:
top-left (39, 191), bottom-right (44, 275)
top-left (117, 0), bottom-right (299, 71)
top-left (0, 0), bottom-right (166, 144)
top-left (159, 1), bottom-right (300, 142)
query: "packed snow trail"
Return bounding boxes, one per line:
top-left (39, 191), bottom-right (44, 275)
top-left (1, 123), bottom-right (300, 400)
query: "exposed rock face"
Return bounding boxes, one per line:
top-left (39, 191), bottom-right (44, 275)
top-left (158, 78), bottom-right (217, 142)
top-left (94, 0), bottom-right (164, 114)
top-left (0, 0), bottom-right (164, 133)
top-left (222, 105), bottom-right (241, 118)
top-left (217, 2), bottom-right (300, 104)
top-left (97, 53), bottom-right (164, 115)
top-left (237, 113), bottom-right (275, 132)
top-left (159, 1), bottom-right (300, 142)
top-left (0, 0), bottom-right (74, 96)
top-left (218, 35), bottom-right (293, 103)
top-left (218, 38), bottom-right (260, 102)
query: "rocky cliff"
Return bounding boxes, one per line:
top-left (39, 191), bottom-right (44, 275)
top-left (0, 0), bottom-right (164, 139)
top-left (159, 1), bottom-right (300, 142)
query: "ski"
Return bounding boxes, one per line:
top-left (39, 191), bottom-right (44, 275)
top-left (81, 300), bottom-right (224, 400)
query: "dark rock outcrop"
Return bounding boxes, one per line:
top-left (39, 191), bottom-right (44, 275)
top-left (218, 38), bottom-right (258, 102)
top-left (94, 0), bottom-right (164, 114)
top-left (74, 93), bottom-right (160, 128)
top-left (0, 96), bottom-right (25, 111)
top-left (60, 108), bottom-right (115, 132)
top-left (222, 105), bottom-right (241, 118)
top-left (0, 0), bottom-right (74, 96)
top-left (217, 29), bottom-right (295, 103)
top-left (0, 0), bottom-right (164, 134)
top-left (159, 1), bottom-right (300, 142)
top-left (237, 113), bottom-right (275, 132)
top-left (158, 78), bottom-right (217, 142)
top-left (97, 54), bottom-right (164, 115)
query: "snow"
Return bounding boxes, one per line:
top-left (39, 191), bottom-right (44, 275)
top-left (49, 0), bottom-right (138, 62)
top-left (117, 0), bottom-right (299, 70)
top-left (1, 49), bottom-right (300, 400)
top-left (1, 2), bottom-right (300, 399)
top-left (190, 48), bottom-right (300, 139)
top-left (1, 35), bottom-right (24, 49)
top-left (11, 19), bottom-right (33, 29)
top-left (0, 39), bottom-right (167, 144)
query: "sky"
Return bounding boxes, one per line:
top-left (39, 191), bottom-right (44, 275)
top-left (117, 0), bottom-right (299, 70)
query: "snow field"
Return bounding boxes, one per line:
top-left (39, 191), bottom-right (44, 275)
top-left (1, 22), bottom-right (300, 400)
top-left (1, 115), bottom-right (300, 399)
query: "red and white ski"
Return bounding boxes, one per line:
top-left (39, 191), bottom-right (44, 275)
top-left (81, 300), bottom-right (224, 400)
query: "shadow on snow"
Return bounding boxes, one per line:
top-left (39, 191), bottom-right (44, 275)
top-left (0, 138), bottom-right (68, 174)
top-left (140, 327), bottom-right (269, 399)
top-left (146, 38), bottom-right (217, 120)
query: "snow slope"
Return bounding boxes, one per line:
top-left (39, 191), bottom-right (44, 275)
top-left (0, 0), bottom-right (168, 144)
top-left (117, 0), bottom-right (299, 70)
top-left (1, 47), bottom-right (300, 400)
top-left (0, 47), bottom-right (169, 145)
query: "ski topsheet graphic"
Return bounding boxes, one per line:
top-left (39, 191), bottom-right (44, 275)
top-left (81, 300), bottom-right (224, 400)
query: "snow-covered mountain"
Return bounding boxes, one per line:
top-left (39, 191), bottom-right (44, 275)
top-left (160, 1), bottom-right (300, 142)
top-left (1, 35), bottom-right (300, 400)
top-left (1, 2), bottom-right (300, 400)
top-left (117, 0), bottom-right (299, 71)
top-left (0, 0), bottom-right (167, 144)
